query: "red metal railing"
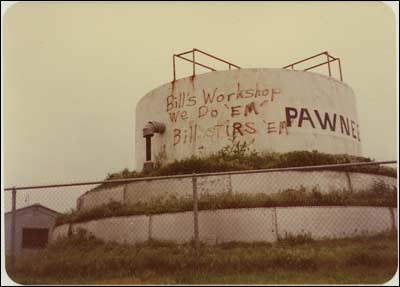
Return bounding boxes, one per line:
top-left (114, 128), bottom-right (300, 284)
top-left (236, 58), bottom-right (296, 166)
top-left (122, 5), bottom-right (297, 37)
top-left (173, 50), bottom-right (342, 82)
top-left (173, 48), bottom-right (241, 81)
top-left (282, 51), bottom-right (343, 81)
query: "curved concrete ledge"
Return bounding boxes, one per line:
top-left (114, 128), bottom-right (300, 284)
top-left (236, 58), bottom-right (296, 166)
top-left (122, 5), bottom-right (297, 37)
top-left (77, 171), bottom-right (397, 211)
top-left (52, 206), bottom-right (397, 245)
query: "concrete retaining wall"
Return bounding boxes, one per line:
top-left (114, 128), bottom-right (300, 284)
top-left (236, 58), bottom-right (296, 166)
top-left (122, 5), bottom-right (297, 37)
top-left (78, 185), bottom-right (125, 210)
top-left (348, 173), bottom-right (396, 192)
top-left (77, 171), bottom-right (397, 210)
top-left (73, 216), bottom-right (149, 244)
top-left (124, 177), bottom-right (192, 204)
top-left (276, 206), bottom-right (396, 239)
top-left (51, 223), bottom-right (70, 242)
top-left (52, 206), bottom-right (397, 245)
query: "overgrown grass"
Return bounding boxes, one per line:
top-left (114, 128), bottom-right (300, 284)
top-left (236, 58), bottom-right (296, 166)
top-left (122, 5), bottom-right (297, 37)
top-left (7, 231), bottom-right (398, 285)
top-left (56, 182), bottom-right (397, 226)
top-left (92, 150), bottom-right (396, 192)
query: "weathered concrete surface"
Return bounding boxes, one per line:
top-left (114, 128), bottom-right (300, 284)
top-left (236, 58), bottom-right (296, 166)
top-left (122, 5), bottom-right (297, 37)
top-left (276, 206), bottom-right (396, 239)
top-left (150, 209), bottom-right (277, 244)
top-left (151, 212), bottom-right (194, 243)
top-left (135, 68), bottom-right (362, 170)
top-left (72, 215), bottom-right (149, 244)
top-left (51, 207), bottom-right (396, 245)
top-left (348, 172), bottom-right (397, 192)
top-left (79, 185), bottom-right (124, 210)
top-left (198, 175), bottom-right (232, 196)
top-left (51, 223), bottom-right (70, 242)
top-left (124, 178), bottom-right (192, 205)
top-left (78, 171), bottom-right (396, 210)
top-left (231, 171), bottom-right (350, 195)
top-left (198, 209), bottom-right (276, 244)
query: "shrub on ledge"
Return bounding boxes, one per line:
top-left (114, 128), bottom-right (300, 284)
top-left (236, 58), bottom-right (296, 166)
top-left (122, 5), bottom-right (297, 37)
top-left (91, 150), bottom-right (396, 192)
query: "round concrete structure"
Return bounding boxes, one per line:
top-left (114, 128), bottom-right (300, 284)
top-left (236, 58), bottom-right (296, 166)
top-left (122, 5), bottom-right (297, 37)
top-left (67, 171), bottom-right (397, 246)
top-left (136, 68), bottom-right (362, 169)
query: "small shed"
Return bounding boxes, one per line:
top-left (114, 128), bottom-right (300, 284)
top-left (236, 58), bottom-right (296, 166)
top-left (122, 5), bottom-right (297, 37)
top-left (5, 204), bottom-right (60, 258)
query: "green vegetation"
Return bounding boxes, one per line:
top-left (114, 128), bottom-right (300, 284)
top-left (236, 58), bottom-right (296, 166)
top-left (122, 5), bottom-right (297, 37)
top-left (94, 147), bottom-right (396, 192)
top-left (56, 181), bottom-right (397, 226)
top-left (7, 231), bottom-right (398, 284)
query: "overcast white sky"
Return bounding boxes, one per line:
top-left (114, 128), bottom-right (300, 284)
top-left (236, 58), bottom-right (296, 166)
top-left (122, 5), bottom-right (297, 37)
top-left (1, 2), bottom-right (398, 202)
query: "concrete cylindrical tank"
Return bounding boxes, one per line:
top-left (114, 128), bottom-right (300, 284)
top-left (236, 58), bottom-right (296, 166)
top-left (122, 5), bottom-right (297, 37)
top-left (135, 68), bottom-right (362, 170)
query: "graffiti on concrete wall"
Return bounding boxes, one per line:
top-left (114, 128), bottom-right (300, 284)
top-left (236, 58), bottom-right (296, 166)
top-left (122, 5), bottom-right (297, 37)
top-left (285, 107), bottom-right (361, 141)
top-left (166, 83), bottom-right (361, 146)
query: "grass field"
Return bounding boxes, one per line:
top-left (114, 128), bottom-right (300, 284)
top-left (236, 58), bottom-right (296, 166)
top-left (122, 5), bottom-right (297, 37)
top-left (6, 232), bottom-right (398, 285)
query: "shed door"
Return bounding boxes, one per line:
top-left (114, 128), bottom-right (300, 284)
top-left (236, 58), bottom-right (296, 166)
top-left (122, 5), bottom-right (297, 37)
top-left (22, 228), bottom-right (49, 248)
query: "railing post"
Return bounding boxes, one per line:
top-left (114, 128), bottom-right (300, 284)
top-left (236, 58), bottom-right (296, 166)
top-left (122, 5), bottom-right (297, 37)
top-left (192, 49), bottom-right (196, 77)
top-left (10, 187), bottom-right (17, 269)
top-left (326, 52), bottom-right (332, 77)
top-left (338, 58), bottom-right (343, 81)
top-left (173, 54), bottom-right (176, 81)
top-left (192, 174), bottom-right (200, 263)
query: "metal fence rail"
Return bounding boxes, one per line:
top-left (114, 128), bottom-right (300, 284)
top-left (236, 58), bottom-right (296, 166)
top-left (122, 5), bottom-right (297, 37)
top-left (4, 160), bottom-right (396, 191)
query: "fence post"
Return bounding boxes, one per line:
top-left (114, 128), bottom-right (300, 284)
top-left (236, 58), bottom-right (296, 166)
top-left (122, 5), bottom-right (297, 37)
top-left (389, 207), bottom-right (397, 233)
top-left (192, 174), bottom-right (200, 262)
top-left (148, 215), bottom-right (153, 241)
top-left (345, 172), bottom-right (354, 193)
top-left (10, 187), bottom-right (17, 269)
top-left (273, 207), bottom-right (279, 242)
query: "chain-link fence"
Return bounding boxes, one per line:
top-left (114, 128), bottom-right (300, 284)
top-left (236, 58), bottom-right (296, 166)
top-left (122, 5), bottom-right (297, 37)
top-left (4, 161), bottom-right (398, 269)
